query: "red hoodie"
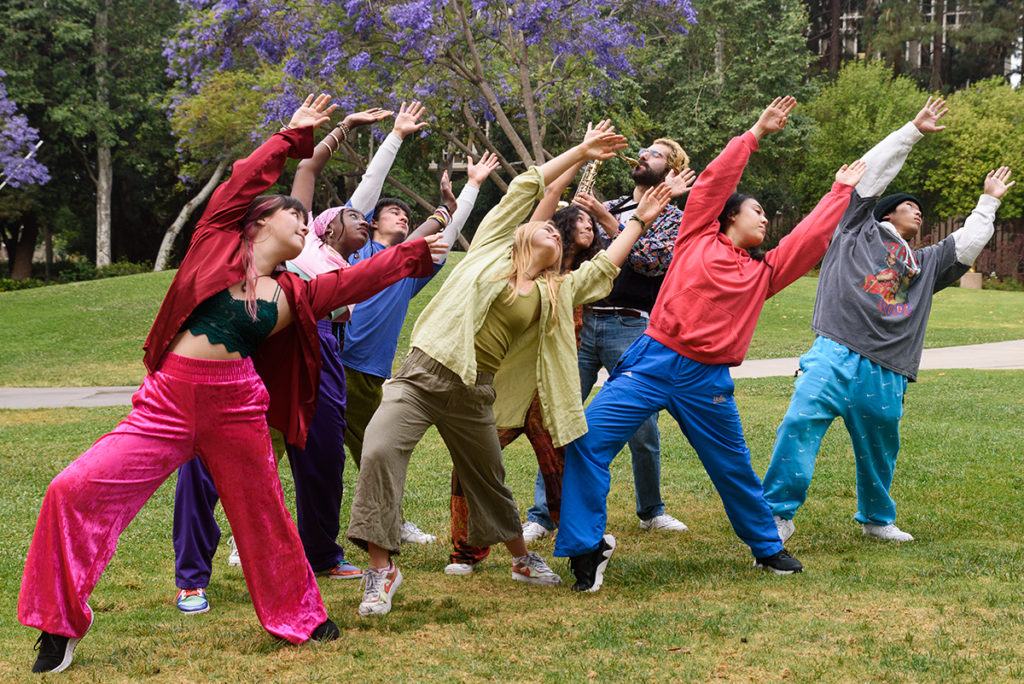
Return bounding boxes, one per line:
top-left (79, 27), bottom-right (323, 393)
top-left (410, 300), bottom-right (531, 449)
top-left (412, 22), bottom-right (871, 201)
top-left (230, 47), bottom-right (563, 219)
top-left (646, 131), bottom-right (853, 366)
top-left (142, 127), bottom-right (434, 447)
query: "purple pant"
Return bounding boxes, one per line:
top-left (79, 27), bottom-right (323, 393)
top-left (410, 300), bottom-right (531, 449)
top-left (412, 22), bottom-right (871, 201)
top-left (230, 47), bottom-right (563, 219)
top-left (19, 354), bottom-right (326, 643)
top-left (173, 320), bottom-right (349, 587)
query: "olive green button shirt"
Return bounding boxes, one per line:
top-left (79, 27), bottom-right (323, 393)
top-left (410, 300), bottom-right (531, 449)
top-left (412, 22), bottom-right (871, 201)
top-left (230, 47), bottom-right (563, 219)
top-left (409, 165), bottom-right (620, 447)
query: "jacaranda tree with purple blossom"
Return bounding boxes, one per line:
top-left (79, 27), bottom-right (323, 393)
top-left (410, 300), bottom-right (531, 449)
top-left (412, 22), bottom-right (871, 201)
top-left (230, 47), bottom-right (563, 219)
top-left (0, 71), bottom-right (49, 191)
top-left (165, 0), bottom-right (697, 172)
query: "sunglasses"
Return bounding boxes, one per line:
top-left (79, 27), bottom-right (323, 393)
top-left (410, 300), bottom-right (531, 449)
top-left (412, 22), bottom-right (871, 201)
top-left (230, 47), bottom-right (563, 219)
top-left (637, 148), bottom-right (666, 161)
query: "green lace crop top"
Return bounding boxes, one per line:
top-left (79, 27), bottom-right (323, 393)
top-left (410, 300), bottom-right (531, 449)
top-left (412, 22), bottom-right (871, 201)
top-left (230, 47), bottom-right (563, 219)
top-left (181, 286), bottom-right (281, 358)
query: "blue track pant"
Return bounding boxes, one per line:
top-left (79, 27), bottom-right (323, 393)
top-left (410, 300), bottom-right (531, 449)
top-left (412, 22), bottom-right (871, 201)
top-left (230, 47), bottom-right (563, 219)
top-left (763, 336), bottom-right (907, 527)
top-left (555, 334), bottom-right (783, 559)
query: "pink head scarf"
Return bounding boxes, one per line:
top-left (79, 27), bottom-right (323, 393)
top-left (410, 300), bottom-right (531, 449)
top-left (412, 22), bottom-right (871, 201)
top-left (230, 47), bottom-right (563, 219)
top-left (289, 206), bottom-right (350, 277)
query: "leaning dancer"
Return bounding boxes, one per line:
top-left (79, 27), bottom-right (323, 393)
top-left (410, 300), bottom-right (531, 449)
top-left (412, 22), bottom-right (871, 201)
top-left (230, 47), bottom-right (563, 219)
top-left (19, 94), bottom-right (443, 674)
top-left (554, 97), bottom-right (867, 591)
top-left (171, 107), bottom-right (394, 616)
top-left (346, 126), bottom-right (670, 616)
top-left (445, 160), bottom-right (605, 575)
top-left (763, 98), bottom-right (1014, 544)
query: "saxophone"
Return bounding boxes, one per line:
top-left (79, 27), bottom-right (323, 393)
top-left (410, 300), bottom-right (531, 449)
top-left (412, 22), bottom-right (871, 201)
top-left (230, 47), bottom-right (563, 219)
top-left (573, 154), bottom-right (638, 200)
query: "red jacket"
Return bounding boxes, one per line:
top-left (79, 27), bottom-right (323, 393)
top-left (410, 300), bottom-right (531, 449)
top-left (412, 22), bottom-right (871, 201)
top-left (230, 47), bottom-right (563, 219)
top-left (142, 127), bottom-right (434, 447)
top-left (646, 131), bottom-right (854, 366)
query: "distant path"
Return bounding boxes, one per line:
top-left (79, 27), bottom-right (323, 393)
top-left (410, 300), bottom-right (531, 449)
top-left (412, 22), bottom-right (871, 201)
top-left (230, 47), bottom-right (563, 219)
top-left (1, 339), bottom-right (1022, 409)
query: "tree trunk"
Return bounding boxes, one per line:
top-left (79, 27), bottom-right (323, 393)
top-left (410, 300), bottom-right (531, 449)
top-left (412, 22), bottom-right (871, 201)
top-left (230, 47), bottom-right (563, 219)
top-left (154, 158), bottom-right (229, 271)
top-left (829, 0), bottom-right (841, 72)
top-left (43, 221), bottom-right (52, 282)
top-left (94, 0), bottom-right (112, 268)
top-left (11, 215), bottom-right (39, 280)
top-left (930, 0), bottom-right (946, 90)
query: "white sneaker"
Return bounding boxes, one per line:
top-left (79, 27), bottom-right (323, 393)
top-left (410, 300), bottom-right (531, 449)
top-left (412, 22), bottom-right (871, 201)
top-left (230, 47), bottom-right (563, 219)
top-left (521, 521), bottom-right (553, 543)
top-left (358, 562), bottom-right (402, 616)
top-left (400, 521), bottom-right (436, 545)
top-left (512, 551), bottom-right (562, 586)
top-left (639, 513), bottom-right (689, 532)
top-left (774, 515), bottom-right (795, 543)
top-left (227, 536), bottom-right (241, 567)
top-left (443, 561), bottom-right (478, 575)
top-left (862, 523), bottom-right (914, 542)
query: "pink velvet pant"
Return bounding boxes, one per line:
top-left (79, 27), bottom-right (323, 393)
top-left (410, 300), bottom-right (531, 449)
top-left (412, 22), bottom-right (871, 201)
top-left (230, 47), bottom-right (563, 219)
top-left (18, 353), bottom-right (326, 644)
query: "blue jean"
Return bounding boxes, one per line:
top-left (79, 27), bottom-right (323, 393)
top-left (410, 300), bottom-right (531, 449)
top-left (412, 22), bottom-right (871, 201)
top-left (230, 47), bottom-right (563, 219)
top-left (527, 311), bottom-right (663, 529)
top-left (763, 336), bottom-right (907, 526)
top-left (554, 334), bottom-right (783, 559)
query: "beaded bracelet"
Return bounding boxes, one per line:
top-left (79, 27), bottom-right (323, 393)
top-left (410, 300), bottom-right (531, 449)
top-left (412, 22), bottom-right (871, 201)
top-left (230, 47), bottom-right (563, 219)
top-left (428, 204), bottom-right (453, 228)
top-left (628, 215), bottom-right (647, 231)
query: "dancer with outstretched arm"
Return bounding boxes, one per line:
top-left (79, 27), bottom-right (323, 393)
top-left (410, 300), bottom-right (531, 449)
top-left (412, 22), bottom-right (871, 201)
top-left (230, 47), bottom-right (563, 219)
top-left (554, 97), bottom-right (867, 591)
top-left (19, 94), bottom-right (445, 674)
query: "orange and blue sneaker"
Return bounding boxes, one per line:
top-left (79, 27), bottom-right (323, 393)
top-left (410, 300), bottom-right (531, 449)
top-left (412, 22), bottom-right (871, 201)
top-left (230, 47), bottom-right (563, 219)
top-left (358, 561), bottom-right (402, 616)
top-left (175, 587), bottom-right (210, 614)
top-left (318, 561), bottom-right (362, 580)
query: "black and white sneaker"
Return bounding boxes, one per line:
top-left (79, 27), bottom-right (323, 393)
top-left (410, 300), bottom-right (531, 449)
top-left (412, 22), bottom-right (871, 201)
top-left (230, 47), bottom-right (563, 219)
top-left (569, 534), bottom-right (616, 592)
top-left (31, 605), bottom-right (93, 673)
top-left (754, 549), bottom-right (803, 575)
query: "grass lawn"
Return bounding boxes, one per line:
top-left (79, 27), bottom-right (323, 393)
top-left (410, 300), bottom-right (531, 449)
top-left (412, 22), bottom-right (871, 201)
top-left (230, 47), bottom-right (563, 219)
top-left (1, 259), bottom-right (1022, 387)
top-left (1, 369), bottom-right (1022, 681)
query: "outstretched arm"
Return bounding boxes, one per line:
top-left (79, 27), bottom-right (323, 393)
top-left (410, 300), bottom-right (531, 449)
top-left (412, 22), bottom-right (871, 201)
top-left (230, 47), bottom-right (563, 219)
top-left (438, 152), bottom-right (500, 256)
top-left (677, 96), bottom-right (795, 247)
top-left (291, 107), bottom-right (392, 212)
top-left (199, 94), bottom-right (335, 234)
top-left (348, 101), bottom-right (430, 215)
top-left (855, 96), bottom-right (947, 198)
top-left (950, 167), bottom-right (1014, 265)
top-left (603, 184), bottom-right (673, 267)
top-left (405, 169), bottom-right (459, 242)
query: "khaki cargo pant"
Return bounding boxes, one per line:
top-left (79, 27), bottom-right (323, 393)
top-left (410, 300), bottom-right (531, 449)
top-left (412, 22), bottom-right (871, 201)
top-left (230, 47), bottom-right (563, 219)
top-left (346, 348), bottom-right (522, 554)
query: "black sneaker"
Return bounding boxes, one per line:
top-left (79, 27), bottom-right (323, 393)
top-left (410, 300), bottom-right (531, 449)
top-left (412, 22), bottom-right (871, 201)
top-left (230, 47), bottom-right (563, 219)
top-left (569, 534), bottom-right (616, 592)
top-left (309, 618), bottom-right (340, 642)
top-left (32, 605), bottom-right (92, 673)
top-left (32, 632), bottom-right (81, 673)
top-left (754, 549), bottom-right (803, 575)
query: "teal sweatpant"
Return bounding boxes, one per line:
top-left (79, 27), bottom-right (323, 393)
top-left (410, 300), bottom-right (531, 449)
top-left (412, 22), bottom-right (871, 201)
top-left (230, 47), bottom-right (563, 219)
top-left (763, 336), bottom-right (908, 527)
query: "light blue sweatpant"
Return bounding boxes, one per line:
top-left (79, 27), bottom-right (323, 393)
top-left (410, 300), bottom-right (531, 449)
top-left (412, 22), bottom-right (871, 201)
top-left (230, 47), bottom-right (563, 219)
top-left (763, 336), bottom-right (908, 526)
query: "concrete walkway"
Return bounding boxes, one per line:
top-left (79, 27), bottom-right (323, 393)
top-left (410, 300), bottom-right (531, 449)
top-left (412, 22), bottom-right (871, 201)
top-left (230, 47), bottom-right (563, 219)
top-left (1, 339), bottom-right (1021, 409)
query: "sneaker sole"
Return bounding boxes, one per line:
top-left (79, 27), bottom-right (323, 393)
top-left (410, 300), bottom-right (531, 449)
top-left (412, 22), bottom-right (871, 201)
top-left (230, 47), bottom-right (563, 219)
top-left (49, 604), bottom-right (93, 673)
top-left (511, 570), bottom-right (562, 586)
top-left (177, 603), bottom-right (211, 614)
top-left (754, 561), bottom-right (802, 575)
top-left (444, 564), bottom-right (476, 576)
top-left (585, 534), bottom-right (616, 593)
top-left (227, 558), bottom-right (241, 567)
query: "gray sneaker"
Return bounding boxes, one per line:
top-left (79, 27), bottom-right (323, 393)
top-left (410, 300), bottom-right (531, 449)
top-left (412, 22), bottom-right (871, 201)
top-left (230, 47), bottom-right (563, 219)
top-left (512, 551), bottom-right (562, 586)
top-left (774, 515), bottom-right (795, 543)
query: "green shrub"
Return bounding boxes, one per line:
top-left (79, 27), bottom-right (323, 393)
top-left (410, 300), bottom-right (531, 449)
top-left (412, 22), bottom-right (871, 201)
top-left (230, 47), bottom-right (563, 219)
top-left (96, 260), bottom-right (152, 279)
top-left (982, 276), bottom-right (1024, 291)
top-left (0, 277), bottom-right (45, 292)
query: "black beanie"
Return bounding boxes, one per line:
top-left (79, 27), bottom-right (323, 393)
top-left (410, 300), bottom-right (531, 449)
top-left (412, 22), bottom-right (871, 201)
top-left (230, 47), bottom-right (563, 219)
top-left (873, 193), bottom-right (922, 222)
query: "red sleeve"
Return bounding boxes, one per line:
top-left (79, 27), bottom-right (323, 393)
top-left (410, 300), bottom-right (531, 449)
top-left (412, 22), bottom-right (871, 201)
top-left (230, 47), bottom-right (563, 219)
top-left (303, 239), bottom-right (436, 319)
top-left (764, 182), bottom-right (854, 296)
top-left (193, 127), bottom-right (314, 237)
top-left (675, 132), bottom-right (758, 248)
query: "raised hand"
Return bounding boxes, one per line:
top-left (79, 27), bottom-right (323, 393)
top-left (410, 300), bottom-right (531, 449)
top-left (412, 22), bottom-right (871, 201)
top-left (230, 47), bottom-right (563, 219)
top-left (439, 170), bottom-right (457, 212)
top-left (579, 129), bottom-right (628, 161)
top-left (423, 232), bottom-right (449, 262)
top-left (287, 93), bottom-right (338, 130)
top-left (344, 107), bottom-right (393, 130)
top-left (664, 167), bottom-right (697, 198)
top-left (393, 101), bottom-right (429, 139)
top-left (466, 152), bottom-right (500, 187)
top-left (635, 183), bottom-right (673, 225)
top-left (835, 160), bottom-right (868, 187)
top-left (750, 96), bottom-right (797, 140)
top-left (984, 166), bottom-right (1015, 199)
top-left (583, 119), bottom-right (614, 144)
top-left (912, 96), bottom-right (948, 134)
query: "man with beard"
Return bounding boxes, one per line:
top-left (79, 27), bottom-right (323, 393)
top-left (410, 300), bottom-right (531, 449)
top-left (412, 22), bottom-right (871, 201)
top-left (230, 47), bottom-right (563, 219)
top-left (519, 138), bottom-right (697, 542)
